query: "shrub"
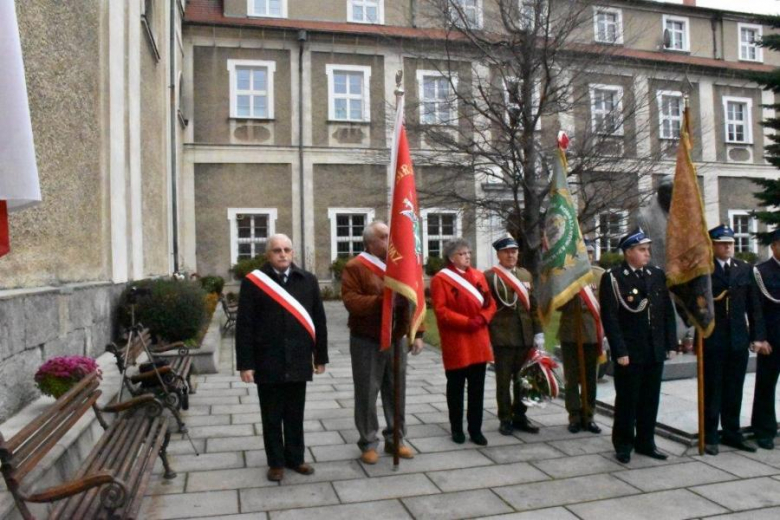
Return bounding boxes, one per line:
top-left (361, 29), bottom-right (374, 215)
top-left (330, 256), bottom-right (352, 281)
top-left (320, 285), bottom-right (341, 301)
top-left (231, 255), bottom-right (267, 280)
top-left (200, 275), bottom-right (225, 295)
top-left (204, 292), bottom-right (219, 317)
top-left (598, 251), bottom-right (624, 270)
top-left (119, 279), bottom-right (207, 342)
top-left (35, 356), bottom-right (102, 399)
top-left (735, 251), bottom-right (759, 265)
top-left (425, 256), bottom-right (446, 276)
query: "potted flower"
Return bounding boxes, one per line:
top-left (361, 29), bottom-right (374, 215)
top-left (34, 356), bottom-right (102, 399)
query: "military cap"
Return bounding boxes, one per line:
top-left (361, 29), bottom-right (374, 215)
top-left (492, 236), bottom-right (519, 251)
top-left (769, 228), bottom-right (780, 244)
top-left (618, 227), bottom-right (652, 251)
top-left (709, 224), bottom-right (735, 243)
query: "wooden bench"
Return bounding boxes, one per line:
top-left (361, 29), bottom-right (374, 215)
top-left (106, 326), bottom-right (192, 433)
top-left (0, 372), bottom-right (175, 520)
top-left (220, 295), bottom-right (237, 334)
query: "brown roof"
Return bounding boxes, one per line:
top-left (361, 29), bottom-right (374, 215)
top-left (185, 0), bottom-right (774, 74)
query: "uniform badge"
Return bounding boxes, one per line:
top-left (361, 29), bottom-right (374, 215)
top-left (632, 288), bottom-right (638, 295)
top-left (623, 269), bottom-right (629, 276)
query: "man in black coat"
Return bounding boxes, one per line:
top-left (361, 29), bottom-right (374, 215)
top-left (703, 225), bottom-right (766, 455)
top-left (751, 229), bottom-right (780, 450)
top-left (599, 228), bottom-right (677, 464)
top-left (235, 233), bottom-right (328, 482)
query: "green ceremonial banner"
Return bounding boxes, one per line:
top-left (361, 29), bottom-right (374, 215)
top-left (537, 135), bottom-right (593, 325)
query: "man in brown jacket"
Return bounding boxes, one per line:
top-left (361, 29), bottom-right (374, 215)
top-left (341, 220), bottom-right (424, 464)
top-left (485, 236), bottom-right (544, 436)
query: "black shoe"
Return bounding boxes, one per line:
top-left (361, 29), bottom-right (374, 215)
top-left (756, 438), bottom-right (775, 450)
top-left (584, 421), bottom-right (602, 434)
top-left (635, 448), bottom-right (668, 460)
top-left (470, 432), bottom-right (488, 446)
top-left (616, 452), bottom-right (631, 464)
top-left (704, 444), bottom-right (719, 456)
top-left (513, 418), bottom-right (539, 434)
top-left (452, 431), bottom-right (466, 444)
top-left (499, 421), bottom-right (514, 436)
top-left (722, 438), bottom-right (757, 453)
top-left (567, 423), bottom-right (581, 434)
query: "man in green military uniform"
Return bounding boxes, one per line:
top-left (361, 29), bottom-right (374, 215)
top-left (558, 240), bottom-right (603, 434)
top-left (485, 236), bottom-right (545, 436)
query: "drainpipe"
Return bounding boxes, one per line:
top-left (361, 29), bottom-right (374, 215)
top-left (169, 0), bottom-right (180, 273)
top-left (411, 0), bottom-right (417, 27)
top-left (298, 30), bottom-right (307, 269)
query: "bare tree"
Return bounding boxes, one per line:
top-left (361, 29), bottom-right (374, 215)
top-left (398, 0), bottom-right (684, 276)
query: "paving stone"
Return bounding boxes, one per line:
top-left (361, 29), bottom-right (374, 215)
top-left (187, 467), bottom-right (278, 492)
top-left (310, 444), bottom-right (363, 462)
top-left (480, 443), bottom-right (567, 464)
top-left (515, 424), bottom-right (605, 444)
top-left (231, 412), bottom-right (262, 424)
top-left (199, 514), bottom-right (267, 520)
top-left (196, 382), bottom-right (233, 390)
top-left (305, 408), bottom-right (354, 419)
top-left (213, 404), bottom-right (262, 415)
top-left (146, 473), bottom-right (187, 496)
top-left (613, 461), bottom-right (735, 492)
top-left (413, 412), bottom-right (450, 424)
top-left (494, 474), bottom-right (639, 511)
top-left (167, 438), bottom-right (206, 455)
top-left (409, 430), bottom-right (520, 453)
top-left (282, 460), bottom-right (366, 485)
top-left (189, 396), bottom-right (241, 406)
top-left (427, 461), bottom-right (549, 492)
top-left (269, 499), bottom-right (411, 520)
top-left (693, 452), bottom-right (780, 478)
top-left (406, 403), bottom-right (442, 414)
top-left (691, 477), bottom-right (780, 511)
top-left (321, 417), bottom-right (358, 431)
top-left (156, 452), bottom-right (244, 474)
top-left (240, 482), bottom-right (340, 513)
top-left (184, 414), bottom-right (232, 427)
top-left (406, 424), bottom-right (451, 438)
top-left (532, 454), bottom-right (624, 478)
top-left (334, 473), bottom-right (439, 503)
top-left (362, 450), bottom-right (495, 477)
top-left (181, 405), bottom-right (211, 416)
top-left (402, 489), bottom-right (513, 520)
top-left (705, 506), bottom-right (780, 519)
top-left (482, 507), bottom-right (580, 520)
top-left (201, 388), bottom-right (248, 396)
top-left (568, 489), bottom-right (726, 520)
top-left (187, 424), bottom-right (255, 439)
top-left (739, 447), bottom-right (780, 469)
top-left (208, 435), bottom-right (265, 453)
top-left (141, 490), bottom-right (239, 519)
top-left (547, 436), bottom-right (614, 456)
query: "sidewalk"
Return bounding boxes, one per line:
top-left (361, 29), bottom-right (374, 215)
top-left (141, 302), bottom-right (780, 519)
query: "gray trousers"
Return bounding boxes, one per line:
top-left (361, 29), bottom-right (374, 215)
top-left (561, 342), bottom-right (599, 424)
top-left (350, 334), bottom-right (407, 452)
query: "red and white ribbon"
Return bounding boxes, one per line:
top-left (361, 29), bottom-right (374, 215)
top-left (579, 284), bottom-right (604, 351)
top-left (491, 265), bottom-right (531, 311)
top-left (356, 252), bottom-right (386, 279)
top-left (246, 269), bottom-right (316, 343)
top-left (437, 268), bottom-right (484, 308)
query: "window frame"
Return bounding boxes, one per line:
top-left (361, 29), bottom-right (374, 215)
top-left (450, 0), bottom-right (483, 29)
top-left (328, 207), bottom-right (376, 262)
top-left (589, 84), bottom-right (625, 136)
top-left (662, 14), bottom-right (690, 52)
top-left (722, 96), bottom-right (753, 145)
top-left (421, 208), bottom-right (462, 262)
top-left (656, 90), bottom-right (683, 140)
top-left (227, 208), bottom-right (278, 266)
top-left (417, 70), bottom-right (459, 126)
top-left (347, 0), bottom-right (384, 24)
top-left (247, 0), bottom-right (287, 18)
top-left (592, 6), bottom-right (623, 45)
top-left (503, 76), bottom-right (542, 130)
top-left (325, 64), bottom-right (372, 123)
top-left (729, 209), bottom-right (758, 254)
top-left (227, 59), bottom-right (276, 120)
top-left (594, 209), bottom-right (628, 258)
top-left (738, 23), bottom-right (763, 63)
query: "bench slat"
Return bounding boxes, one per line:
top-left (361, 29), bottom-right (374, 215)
top-left (124, 418), bottom-right (169, 520)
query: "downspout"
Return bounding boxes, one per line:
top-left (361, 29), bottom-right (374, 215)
top-left (169, 0), bottom-right (180, 272)
top-left (411, 0), bottom-right (417, 27)
top-left (298, 30), bottom-right (307, 269)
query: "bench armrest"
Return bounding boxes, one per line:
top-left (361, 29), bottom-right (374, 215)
top-left (102, 395), bottom-right (158, 414)
top-left (23, 471), bottom-right (116, 503)
top-left (128, 366), bottom-right (172, 384)
top-left (151, 341), bottom-right (188, 354)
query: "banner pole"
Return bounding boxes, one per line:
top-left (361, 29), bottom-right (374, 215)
top-left (574, 300), bottom-right (590, 424)
top-left (696, 329), bottom-right (705, 455)
top-left (392, 70), bottom-right (404, 471)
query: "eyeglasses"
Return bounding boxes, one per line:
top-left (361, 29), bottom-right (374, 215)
top-left (455, 251), bottom-right (471, 256)
top-left (271, 248), bottom-right (293, 254)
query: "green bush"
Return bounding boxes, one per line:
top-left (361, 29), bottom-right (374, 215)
top-left (119, 279), bottom-right (207, 342)
top-left (230, 255), bottom-right (267, 280)
top-left (598, 251), bottom-right (624, 270)
top-left (735, 251), bottom-right (759, 265)
top-left (330, 256), bottom-right (352, 281)
top-left (320, 285), bottom-right (342, 301)
top-left (200, 275), bottom-right (225, 295)
top-left (425, 256), bottom-right (446, 276)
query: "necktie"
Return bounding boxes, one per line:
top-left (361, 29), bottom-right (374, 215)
top-left (280, 273), bottom-right (287, 285)
top-left (723, 261), bottom-right (731, 278)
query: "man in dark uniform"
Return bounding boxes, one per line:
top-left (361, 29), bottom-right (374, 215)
top-left (751, 228), bottom-right (780, 450)
top-left (703, 224), bottom-right (765, 455)
top-left (235, 234), bottom-right (329, 482)
top-left (599, 228), bottom-right (677, 464)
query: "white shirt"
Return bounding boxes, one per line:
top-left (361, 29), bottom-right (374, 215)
top-left (717, 258), bottom-right (732, 270)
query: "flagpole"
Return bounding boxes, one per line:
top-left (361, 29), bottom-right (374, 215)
top-left (574, 298), bottom-right (591, 424)
top-left (392, 70), bottom-right (404, 471)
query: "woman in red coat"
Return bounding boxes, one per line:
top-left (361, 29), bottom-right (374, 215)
top-left (431, 238), bottom-right (497, 445)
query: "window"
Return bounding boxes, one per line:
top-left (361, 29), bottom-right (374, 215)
top-left (328, 208), bottom-right (375, 261)
top-left (227, 208), bottom-right (277, 265)
top-left (422, 209), bottom-right (460, 260)
top-left (723, 96), bottom-right (752, 144)
top-left (739, 23), bottom-right (763, 62)
top-left (326, 65), bottom-right (371, 122)
top-left (589, 84), bottom-right (624, 136)
top-left (593, 7), bottom-right (622, 44)
top-left (657, 90), bottom-right (683, 140)
top-left (729, 210), bottom-right (758, 254)
top-left (663, 15), bottom-right (689, 51)
top-left (596, 210), bottom-right (628, 255)
top-left (248, 0), bottom-right (287, 18)
top-left (504, 77), bottom-right (540, 129)
top-left (227, 60), bottom-right (276, 119)
top-left (348, 0), bottom-right (383, 24)
top-left (417, 70), bottom-right (458, 125)
top-left (451, 0), bottom-right (482, 28)
top-left (519, 0), bottom-right (547, 31)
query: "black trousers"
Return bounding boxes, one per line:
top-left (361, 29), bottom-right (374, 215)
top-left (493, 346), bottom-right (530, 423)
top-left (612, 361), bottom-right (663, 455)
top-left (751, 348), bottom-right (780, 441)
top-left (257, 381), bottom-right (307, 469)
top-left (446, 363), bottom-right (487, 436)
top-left (704, 346), bottom-right (749, 444)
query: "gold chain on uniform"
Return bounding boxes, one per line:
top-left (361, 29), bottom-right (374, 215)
top-left (609, 272), bottom-right (649, 313)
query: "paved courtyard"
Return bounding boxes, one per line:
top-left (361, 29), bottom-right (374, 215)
top-left (141, 303), bottom-right (780, 519)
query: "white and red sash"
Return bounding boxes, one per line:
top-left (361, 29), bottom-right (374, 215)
top-left (355, 252), bottom-right (386, 279)
top-left (490, 265), bottom-right (531, 311)
top-left (438, 268), bottom-right (484, 308)
top-left (579, 284), bottom-right (604, 351)
top-left (246, 269), bottom-right (316, 343)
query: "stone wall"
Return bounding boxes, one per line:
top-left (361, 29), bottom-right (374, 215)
top-left (0, 282), bottom-right (125, 423)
